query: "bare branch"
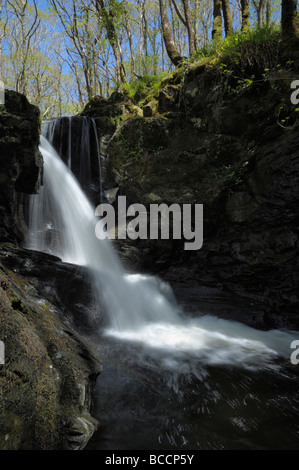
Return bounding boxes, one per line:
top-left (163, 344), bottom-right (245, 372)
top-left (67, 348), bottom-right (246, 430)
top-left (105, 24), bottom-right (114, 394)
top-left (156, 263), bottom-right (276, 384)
top-left (171, 0), bottom-right (187, 27)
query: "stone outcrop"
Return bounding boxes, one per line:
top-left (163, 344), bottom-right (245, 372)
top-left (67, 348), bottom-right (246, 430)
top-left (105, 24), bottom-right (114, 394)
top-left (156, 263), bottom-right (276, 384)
top-left (90, 58), bottom-right (299, 330)
top-left (0, 90), bottom-right (42, 243)
top-left (0, 90), bottom-right (102, 449)
top-left (0, 244), bottom-right (101, 450)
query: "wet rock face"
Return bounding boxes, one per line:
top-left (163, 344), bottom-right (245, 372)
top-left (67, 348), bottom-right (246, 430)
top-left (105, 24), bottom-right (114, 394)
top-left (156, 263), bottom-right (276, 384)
top-left (0, 244), bottom-right (102, 450)
top-left (42, 116), bottom-right (103, 206)
top-left (0, 244), bottom-right (104, 333)
top-left (0, 90), bottom-right (42, 243)
top-left (97, 64), bottom-right (299, 330)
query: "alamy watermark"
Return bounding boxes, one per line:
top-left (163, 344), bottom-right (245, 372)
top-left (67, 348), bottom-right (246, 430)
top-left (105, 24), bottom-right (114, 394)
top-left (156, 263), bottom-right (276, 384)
top-left (0, 80), bottom-right (4, 105)
top-left (290, 340), bottom-right (299, 365)
top-left (290, 80), bottom-right (299, 105)
top-left (0, 340), bottom-right (4, 365)
top-left (95, 196), bottom-right (203, 251)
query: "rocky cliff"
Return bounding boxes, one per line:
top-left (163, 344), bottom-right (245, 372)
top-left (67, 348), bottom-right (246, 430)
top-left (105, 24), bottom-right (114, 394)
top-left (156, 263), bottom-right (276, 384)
top-left (85, 48), bottom-right (299, 330)
top-left (0, 90), bottom-right (42, 243)
top-left (0, 91), bottom-right (101, 449)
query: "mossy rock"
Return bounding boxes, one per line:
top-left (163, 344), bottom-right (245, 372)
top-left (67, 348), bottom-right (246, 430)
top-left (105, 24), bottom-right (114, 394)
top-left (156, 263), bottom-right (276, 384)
top-left (108, 116), bottom-right (170, 167)
top-left (0, 251), bottom-right (102, 450)
top-left (81, 92), bottom-right (142, 123)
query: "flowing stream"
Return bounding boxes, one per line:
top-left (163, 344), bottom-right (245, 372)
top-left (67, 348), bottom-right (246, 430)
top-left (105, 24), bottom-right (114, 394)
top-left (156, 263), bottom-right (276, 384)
top-left (25, 125), bottom-right (299, 450)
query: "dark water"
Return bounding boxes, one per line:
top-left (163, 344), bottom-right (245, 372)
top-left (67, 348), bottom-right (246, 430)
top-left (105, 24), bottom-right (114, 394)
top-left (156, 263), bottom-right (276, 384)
top-left (86, 322), bottom-right (299, 451)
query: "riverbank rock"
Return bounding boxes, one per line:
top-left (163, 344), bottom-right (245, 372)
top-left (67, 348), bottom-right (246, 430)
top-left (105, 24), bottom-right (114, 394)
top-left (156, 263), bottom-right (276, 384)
top-left (0, 90), bottom-right (102, 450)
top-left (0, 243), bottom-right (102, 450)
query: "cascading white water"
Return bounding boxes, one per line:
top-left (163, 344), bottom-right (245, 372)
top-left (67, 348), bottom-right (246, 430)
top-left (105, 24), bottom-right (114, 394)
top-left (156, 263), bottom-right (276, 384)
top-left (27, 136), bottom-right (121, 270)
top-left (26, 132), bottom-right (297, 371)
top-left (27, 136), bottom-right (181, 330)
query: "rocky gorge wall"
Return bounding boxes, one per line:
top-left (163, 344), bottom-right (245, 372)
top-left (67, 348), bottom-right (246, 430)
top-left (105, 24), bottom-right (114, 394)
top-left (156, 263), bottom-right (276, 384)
top-left (82, 53), bottom-right (299, 331)
top-left (0, 91), bottom-right (101, 450)
top-left (0, 90), bottom-right (42, 243)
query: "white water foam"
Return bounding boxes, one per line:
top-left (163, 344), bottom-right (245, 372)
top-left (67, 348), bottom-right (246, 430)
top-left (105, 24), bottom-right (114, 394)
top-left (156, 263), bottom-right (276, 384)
top-left (104, 315), bottom-right (297, 370)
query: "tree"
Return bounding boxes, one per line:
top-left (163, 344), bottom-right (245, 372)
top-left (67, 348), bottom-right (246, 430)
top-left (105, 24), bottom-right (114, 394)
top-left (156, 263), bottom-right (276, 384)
top-left (93, 0), bottom-right (127, 88)
top-left (240, 0), bottom-right (250, 31)
top-left (212, 0), bottom-right (222, 40)
top-left (0, 0), bottom-right (6, 82)
top-left (159, 0), bottom-right (184, 66)
top-left (6, 0), bottom-right (40, 95)
top-left (222, 0), bottom-right (233, 36)
top-left (252, 0), bottom-right (266, 28)
top-left (0, 0), bottom-right (4, 78)
top-left (281, 0), bottom-right (299, 40)
top-left (123, 0), bottom-right (135, 81)
top-left (182, 0), bottom-right (196, 54)
top-left (3, 4), bottom-right (81, 117)
top-left (48, 0), bottom-right (101, 102)
top-left (169, 0), bottom-right (198, 55)
top-left (196, 0), bottom-right (214, 47)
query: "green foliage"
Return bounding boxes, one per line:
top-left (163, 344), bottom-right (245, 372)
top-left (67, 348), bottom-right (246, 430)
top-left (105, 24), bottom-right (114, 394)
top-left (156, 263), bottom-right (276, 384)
top-left (0, 105), bottom-right (7, 116)
top-left (185, 24), bottom-right (284, 95)
top-left (277, 99), bottom-right (299, 128)
top-left (215, 164), bottom-right (247, 197)
top-left (127, 54), bottom-right (161, 79)
top-left (221, 24), bottom-right (281, 54)
top-left (194, 24), bottom-right (281, 72)
top-left (219, 25), bottom-right (281, 76)
top-left (122, 72), bottom-right (169, 104)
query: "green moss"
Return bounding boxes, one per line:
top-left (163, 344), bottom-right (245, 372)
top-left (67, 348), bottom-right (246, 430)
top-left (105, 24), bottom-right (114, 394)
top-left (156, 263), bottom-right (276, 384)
top-left (0, 104), bottom-right (7, 116)
top-left (122, 71), bottom-right (179, 106)
top-left (118, 26), bottom-right (283, 115)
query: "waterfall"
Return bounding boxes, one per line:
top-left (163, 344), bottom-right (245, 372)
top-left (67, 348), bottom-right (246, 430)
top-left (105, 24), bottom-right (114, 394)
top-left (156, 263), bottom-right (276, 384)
top-left (26, 134), bottom-right (180, 330)
top-left (41, 116), bottom-right (103, 205)
top-left (25, 122), bottom-right (297, 370)
top-left (91, 118), bottom-right (103, 203)
top-left (27, 136), bottom-right (121, 270)
top-left (68, 116), bottom-right (72, 168)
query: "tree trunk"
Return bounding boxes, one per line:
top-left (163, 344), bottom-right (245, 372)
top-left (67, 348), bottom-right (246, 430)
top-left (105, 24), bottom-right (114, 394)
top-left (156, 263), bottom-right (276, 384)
top-left (222, 0), bottom-right (233, 36)
top-left (240, 0), bottom-right (250, 32)
top-left (194, 0), bottom-right (200, 50)
top-left (182, 0), bottom-right (196, 54)
top-left (123, 0), bottom-right (135, 82)
top-left (212, 0), bottom-right (222, 41)
top-left (281, 0), bottom-right (299, 40)
top-left (94, 0), bottom-right (127, 87)
top-left (266, 0), bottom-right (271, 26)
top-left (169, 0), bottom-right (177, 45)
top-left (138, 0), bottom-right (145, 74)
top-left (159, 0), bottom-right (184, 66)
top-left (257, 0), bottom-right (266, 28)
